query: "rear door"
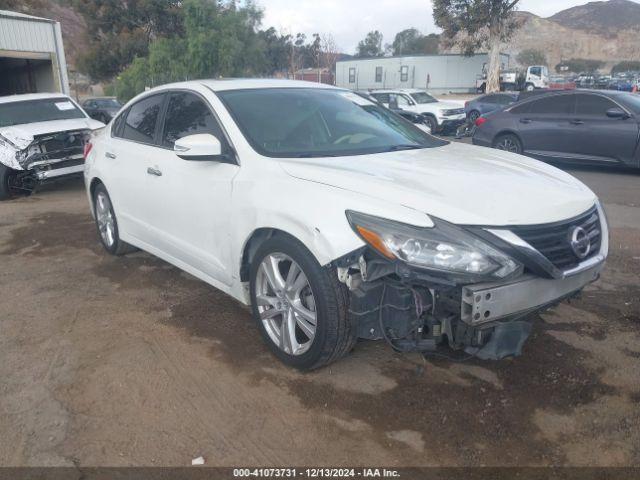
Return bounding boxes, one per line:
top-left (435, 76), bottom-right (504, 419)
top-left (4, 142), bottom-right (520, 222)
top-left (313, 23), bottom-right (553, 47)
top-left (514, 93), bottom-right (576, 157)
top-left (103, 93), bottom-right (166, 245)
top-left (570, 93), bottom-right (638, 164)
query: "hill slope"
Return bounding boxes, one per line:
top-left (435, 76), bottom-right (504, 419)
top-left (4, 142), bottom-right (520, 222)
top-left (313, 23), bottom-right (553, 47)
top-left (505, 7), bottom-right (640, 70)
top-left (549, 0), bottom-right (640, 36)
top-left (1, 0), bottom-right (87, 67)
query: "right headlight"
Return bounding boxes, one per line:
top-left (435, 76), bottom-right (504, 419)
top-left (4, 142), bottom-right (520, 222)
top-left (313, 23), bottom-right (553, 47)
top-left (346, 211), bottom-right (521, 279)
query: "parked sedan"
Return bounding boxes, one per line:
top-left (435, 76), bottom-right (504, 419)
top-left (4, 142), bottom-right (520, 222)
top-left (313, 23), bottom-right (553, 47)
top-left (473, 90), bottom-right (640, 168)
top-left (85, 79), bottom-right (608, 370)
top-left (465, 93), bottom-right (519, 123)
top-left (81, 97), bottom-right (122, 123)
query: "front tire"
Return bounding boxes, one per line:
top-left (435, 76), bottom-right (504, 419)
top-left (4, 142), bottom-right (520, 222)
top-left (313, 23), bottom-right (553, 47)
top-left (0, 163), bottom-right (19, 201)
top-left (249, 234), bottom-right (356, 370)
top-left (423, 115), bottom-right (438, 135)
top-left (92, 184), bottom-right (136, 255)
top-left (494, 134), bottom-right (523, 154)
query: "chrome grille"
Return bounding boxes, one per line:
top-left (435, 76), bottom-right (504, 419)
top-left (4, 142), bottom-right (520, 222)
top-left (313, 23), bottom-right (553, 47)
top-left (511, 207), bottom-right (601, 271)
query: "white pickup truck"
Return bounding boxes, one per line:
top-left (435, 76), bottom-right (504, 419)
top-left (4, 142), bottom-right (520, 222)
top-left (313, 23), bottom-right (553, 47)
top-left (476, 66), bottom-right (550, 93)
top-left (368, 89), bottom-right (466, 134)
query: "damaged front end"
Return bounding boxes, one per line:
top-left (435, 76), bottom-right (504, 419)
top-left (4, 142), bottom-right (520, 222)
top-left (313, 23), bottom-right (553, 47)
top-left (0, 128), bottom-right (90, 194)
top-left (335, 207), bottom-right (607, 360)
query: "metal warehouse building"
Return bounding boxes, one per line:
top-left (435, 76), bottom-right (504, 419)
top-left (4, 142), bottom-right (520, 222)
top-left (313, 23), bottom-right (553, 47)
top-left (0, 9), bottom-right (69, 96)
top-left (336, 53), bottom-right (510, 94)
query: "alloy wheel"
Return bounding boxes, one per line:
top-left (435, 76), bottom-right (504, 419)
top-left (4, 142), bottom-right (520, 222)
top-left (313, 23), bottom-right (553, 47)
top-left (255, 253), bottom-right (317, 356)
top-left (496, 138), bottom-right (520, 153)
top-left (95, 191), bottom-right (116, 247)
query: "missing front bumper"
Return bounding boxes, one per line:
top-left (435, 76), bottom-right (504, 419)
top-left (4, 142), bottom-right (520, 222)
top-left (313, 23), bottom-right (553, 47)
top-left (461, 262), bottom-right (604, 325)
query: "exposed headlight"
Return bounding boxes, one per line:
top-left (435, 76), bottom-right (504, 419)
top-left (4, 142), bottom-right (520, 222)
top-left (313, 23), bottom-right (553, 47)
top-left (346, 211), bottom-right (521, 279)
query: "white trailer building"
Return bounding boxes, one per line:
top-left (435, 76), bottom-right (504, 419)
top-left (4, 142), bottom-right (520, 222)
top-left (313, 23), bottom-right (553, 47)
top-left (0, 10), bottom-right (70, 96)
top-left (336, 53), bottom-right (510, 94)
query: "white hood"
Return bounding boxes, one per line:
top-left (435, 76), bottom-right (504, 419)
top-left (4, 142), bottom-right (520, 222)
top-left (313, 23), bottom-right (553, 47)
top-left (434, 100), bottom-right (465, 109)
top-left (278, 142), bottom-right (597, 227)
top-left (0, 118), bottom-right (104, 169)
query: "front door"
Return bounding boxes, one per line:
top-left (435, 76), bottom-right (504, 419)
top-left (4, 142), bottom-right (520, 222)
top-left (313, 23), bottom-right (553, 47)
top-left (143, 90), bottom-right (239, 286)
top-left (569, 93), bottom-right (639, 164)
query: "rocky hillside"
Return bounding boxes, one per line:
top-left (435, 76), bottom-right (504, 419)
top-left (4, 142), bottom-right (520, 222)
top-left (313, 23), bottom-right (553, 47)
top-left (549, 0), bottom-right (640, 36)
top-left (505, 6), bottom-right (640, 71)
top-left (1, 0), bottom-right (87, 67)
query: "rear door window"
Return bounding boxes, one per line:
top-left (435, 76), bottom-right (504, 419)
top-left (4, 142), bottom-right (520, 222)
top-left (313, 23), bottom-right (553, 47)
top-left (575, 94), bottom-right (618, 116)
top-left (496, 94), bottom-right (516, 105)
top-left (121, 94), bottom-right (165, 144)
top-left (528, 94), bottom-right (574, 115)
top-left (371, 93), bottom-right (390, 104)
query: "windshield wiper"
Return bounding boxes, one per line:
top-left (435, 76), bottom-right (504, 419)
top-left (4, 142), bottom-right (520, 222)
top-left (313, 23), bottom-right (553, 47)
top-left (385, 144), bottom-right (423, 152)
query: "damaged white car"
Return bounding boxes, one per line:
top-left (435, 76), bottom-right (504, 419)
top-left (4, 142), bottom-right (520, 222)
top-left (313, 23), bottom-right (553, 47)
top-left (84, 80), bottom-right (608, 370)
top-left (0, 93), bottom-right (104, 200)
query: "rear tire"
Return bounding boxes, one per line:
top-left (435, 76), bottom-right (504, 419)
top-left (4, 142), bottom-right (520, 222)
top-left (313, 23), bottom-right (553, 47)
top-left (0, 163), bottom-right (18, 201)
top-left (249, 234), bottom-right (357, 370)
top-left (493, 134), bottom-right (523, 154)
top-left (468, 110), bottom-right (481, 123)
top-left (92, 183), bottom-right (136, 256)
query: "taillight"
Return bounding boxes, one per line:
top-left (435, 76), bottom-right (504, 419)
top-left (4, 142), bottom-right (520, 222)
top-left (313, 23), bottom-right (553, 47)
top-left (475, 117), bottom-right (487, 127)
top-left (83, 141), bottom-right (93, 159)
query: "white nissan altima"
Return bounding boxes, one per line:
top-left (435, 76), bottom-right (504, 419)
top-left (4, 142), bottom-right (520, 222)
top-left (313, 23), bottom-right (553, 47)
top-left (84, 79), bottom-right (608, 370)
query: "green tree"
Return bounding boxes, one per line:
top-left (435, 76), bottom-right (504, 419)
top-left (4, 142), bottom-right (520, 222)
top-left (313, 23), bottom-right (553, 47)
top-left (433, 0), bottom-right (521, 93)
top-left (391, 29), bottom-right (439, 56)
top-left (557, 58), bottom-right (605, 74)
top-left (356, 31), bottom-right (384, 58)
top-left (74, 0), bottom-right (184, 81)
top-left (516, 48), bottom-right (547, 67)
top-left (114, 0), bottom-right (269, 101)
top-left (258, 28), bottom-right (292, 74)
top-left (611, 61), bottom-right (640, 75)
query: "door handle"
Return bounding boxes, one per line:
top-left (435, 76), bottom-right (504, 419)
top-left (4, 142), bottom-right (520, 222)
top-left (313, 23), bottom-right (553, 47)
top-left (570, 119), bottom-right (584, 125)
top-left (147, 167), bottom-right (162, 177)
top-left (105, 152), bottom-right (116, 159)
top-left (520, 118), bottom-right (532, 124)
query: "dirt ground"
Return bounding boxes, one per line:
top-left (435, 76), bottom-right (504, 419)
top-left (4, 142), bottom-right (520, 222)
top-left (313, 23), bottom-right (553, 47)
top-left (0, 165), bottom-right (638, 468)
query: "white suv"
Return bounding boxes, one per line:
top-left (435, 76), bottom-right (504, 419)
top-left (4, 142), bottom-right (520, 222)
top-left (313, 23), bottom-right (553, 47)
top-left (84, 79), bottom-right (607, 370)
top-left (368, 89), bottom-right (466, 133)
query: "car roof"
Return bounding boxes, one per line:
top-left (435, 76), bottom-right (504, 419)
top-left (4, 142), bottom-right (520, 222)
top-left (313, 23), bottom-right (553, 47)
top-left (0, 92), bottom-right (72, 105)
top-left (146, 78), bottom-right (344, 94)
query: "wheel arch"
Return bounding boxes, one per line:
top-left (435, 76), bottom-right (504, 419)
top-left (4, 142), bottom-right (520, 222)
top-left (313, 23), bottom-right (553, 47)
top-left (87, 177), bottom-right (104, 210)
top-left (239, 227), bottom-right (328, 283)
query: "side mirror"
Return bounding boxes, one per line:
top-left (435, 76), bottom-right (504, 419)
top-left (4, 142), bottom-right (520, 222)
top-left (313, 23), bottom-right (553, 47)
top-left (606, 107), bottom-right (630, 119)
top-left (174, 134), bottom-right (232, 162)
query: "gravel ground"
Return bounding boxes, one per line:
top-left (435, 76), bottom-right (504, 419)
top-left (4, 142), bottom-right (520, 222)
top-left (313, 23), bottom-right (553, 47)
top-left (0, 161), bottom-right (638, 467)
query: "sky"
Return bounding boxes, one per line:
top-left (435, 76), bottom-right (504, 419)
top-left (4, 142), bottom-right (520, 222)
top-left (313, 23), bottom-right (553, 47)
top-left (256, 0), bottom-right (639, 53)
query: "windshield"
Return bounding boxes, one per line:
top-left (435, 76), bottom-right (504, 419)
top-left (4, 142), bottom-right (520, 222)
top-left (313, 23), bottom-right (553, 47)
top-left (618, 93), bottom-right (640, 114)
top-left (217, 88), bottom-right (446, 158)
top-left (409, 92), bottom-right (438, 104)
top-left (94, 99), bottom-right (121, 108)
top-left (0, 98), bottom-right (86, 128)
